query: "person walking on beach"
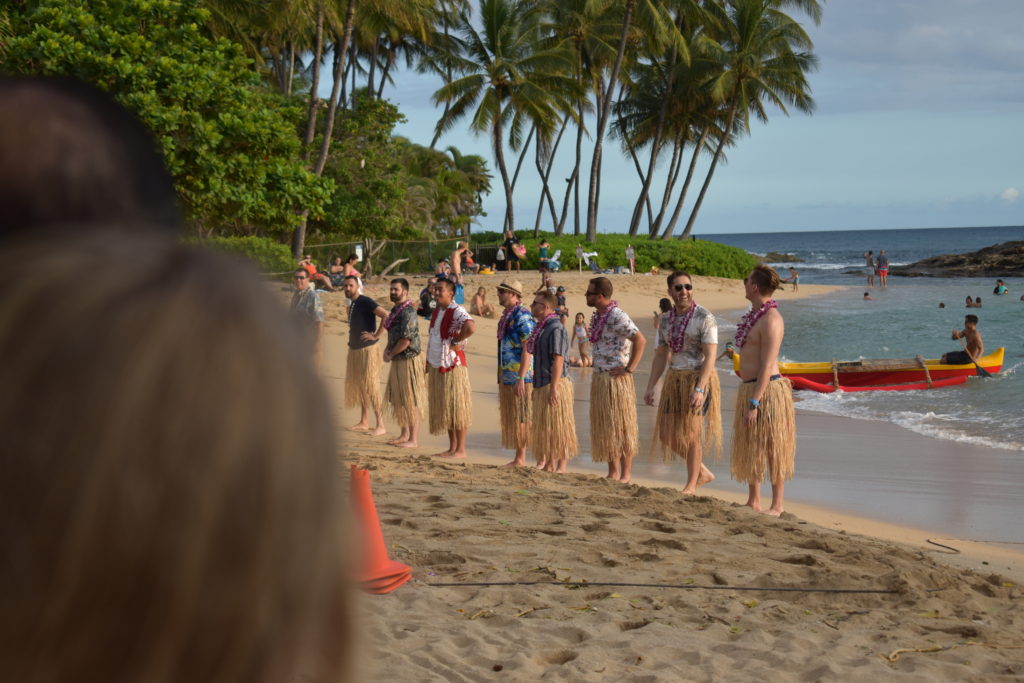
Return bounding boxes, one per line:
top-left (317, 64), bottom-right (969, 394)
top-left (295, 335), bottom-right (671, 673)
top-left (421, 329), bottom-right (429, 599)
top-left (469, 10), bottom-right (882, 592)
top-left (863, 251), bottom-right (875, 288)
top-left (289, 268), bottom-right (324, 360)
top-left (382, 278), bottom-right (426, 448)
top-left (585, 277), bottom-right (646, 483)
top-left (644, 271), bottom-right (720, 494)
top-left (570, 312), bottom-right (592, 366)
top-left (426, 278), bottom-right (476, 458)
top-left (575, 244), bottom-right (584, 272)
top-left (538, 238), bottom-right (551, 273)
top-left (495, 280), bottom-right (535, 467)
top-left (343, 275), bottom-right (387, 435)
top-left (941, 315), bottom-right (983, 364)
top-left (876, 250), bottom-right (890, 288)
top-left (528, 291), bottom-right (578, 472)
top-left (503, 230), bottom-right (522, 273)
top-left (625, 244), bottom-right (635, 275)
top-left (731, 265), bottom-right (796, 517)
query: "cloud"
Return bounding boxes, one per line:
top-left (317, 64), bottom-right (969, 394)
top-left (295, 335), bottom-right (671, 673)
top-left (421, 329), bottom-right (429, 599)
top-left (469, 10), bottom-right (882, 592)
top-left (999, 187), bottom-right (1020, 202)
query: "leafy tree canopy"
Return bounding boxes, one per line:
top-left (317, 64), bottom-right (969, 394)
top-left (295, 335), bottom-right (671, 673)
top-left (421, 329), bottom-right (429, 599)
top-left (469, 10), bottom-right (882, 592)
top-left (2, 0), bottom-right (331, 236)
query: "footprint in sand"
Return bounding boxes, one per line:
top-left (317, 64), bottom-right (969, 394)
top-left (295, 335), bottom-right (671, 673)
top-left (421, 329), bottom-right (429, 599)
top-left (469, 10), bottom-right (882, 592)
top-left (639, 520), bottom-right (676, 534)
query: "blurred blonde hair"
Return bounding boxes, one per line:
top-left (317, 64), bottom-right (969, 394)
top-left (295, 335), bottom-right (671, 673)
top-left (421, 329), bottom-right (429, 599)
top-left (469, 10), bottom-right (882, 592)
top-left (0, 232), bottom-right (349, 682)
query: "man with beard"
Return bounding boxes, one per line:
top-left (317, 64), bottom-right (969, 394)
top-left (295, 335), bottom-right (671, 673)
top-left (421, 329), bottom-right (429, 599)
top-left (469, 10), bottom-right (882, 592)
top-left (528, 291), bottom-right (577, 472)
top-left (644, 271), bottom-right (719, 494)
top-left (343, 275), bottom-right (387, 435)
top-left (382, 278), bottom-right (425, 448)
top-left (495, 280), bottom-right (534, 467)
top-left (425, 278), bottom-right (476, 458)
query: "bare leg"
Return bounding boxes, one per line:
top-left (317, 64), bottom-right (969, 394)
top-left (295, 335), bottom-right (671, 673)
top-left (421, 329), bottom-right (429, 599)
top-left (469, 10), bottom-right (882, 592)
top-left (555, 458), bottom-right (568, 473)
top-left (744, 482), bottom-right (762, 512)
top-left (387, 427), bottom-right (411, 445)
top-left (606, 460), bottom-right (620, 480)
top-left (503, 446), bottom-right (528, 468)
top-left (398, 420), bottom-right (420, 448)
top-left (431, 428), bottom-right (455, 457)
top-left (697, 464), bottom-right (715, 486)
top-left (368, 407), bottom-right (387, 436)
top-left (348, 405), bottom-right (371, 431)
top-left (438, 428), bottom-right (468, 459)
top-left (765, 479), bottom-right (785, 516)
top-left (619, 455), bottom-right (633, 484)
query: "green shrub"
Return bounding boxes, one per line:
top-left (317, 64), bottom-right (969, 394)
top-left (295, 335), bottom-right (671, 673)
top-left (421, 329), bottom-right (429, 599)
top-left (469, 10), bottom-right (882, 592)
top-left (468, 232), bottom-right (758, 279)
top-left (199, 236), bottom-right (294, 274)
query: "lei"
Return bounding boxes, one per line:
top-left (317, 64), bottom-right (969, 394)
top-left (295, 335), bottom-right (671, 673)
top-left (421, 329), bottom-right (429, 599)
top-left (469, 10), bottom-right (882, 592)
top-left (734, 300), bottom-right (778, 349)
top-left (526, 313), bottom-right (559, 354)
top-left (497, 304), bottom-right (526, 340)
top-left (588, 300), bottom-right (618, 343)
top-left (666, 301), bottom-right (697, 353)
top-left (382, 300), bottom-right (413, 330)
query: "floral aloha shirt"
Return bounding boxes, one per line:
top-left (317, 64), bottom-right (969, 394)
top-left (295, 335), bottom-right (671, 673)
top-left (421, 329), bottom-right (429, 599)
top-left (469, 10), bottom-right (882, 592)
top-left (498, 305), bottom-right (535, 384)
top-left (590, 307), bottom-right (639, 371)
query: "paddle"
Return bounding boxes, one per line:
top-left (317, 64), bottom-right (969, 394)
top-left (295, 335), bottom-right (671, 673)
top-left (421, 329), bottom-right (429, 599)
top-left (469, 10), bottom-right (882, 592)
top-left (959, 337), bottom-right (993, 377)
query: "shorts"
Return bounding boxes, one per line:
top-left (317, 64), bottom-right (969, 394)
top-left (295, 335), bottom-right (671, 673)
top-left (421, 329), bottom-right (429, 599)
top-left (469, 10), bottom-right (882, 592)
top-left (877, 268), bottom-right (888, 275)
top-left (942, 351), bottom-right (971, 365)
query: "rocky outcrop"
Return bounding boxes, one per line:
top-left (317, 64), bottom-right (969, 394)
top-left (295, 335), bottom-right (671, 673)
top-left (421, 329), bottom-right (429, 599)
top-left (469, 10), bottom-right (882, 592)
top-left (763, 252), bottom-right (803, 263)
top-left (890, 241), bottom-right (1024, 277)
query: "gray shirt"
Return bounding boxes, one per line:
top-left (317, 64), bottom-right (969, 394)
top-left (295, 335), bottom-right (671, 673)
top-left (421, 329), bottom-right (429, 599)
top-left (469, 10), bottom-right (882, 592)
top-left (532, 319), bottom-right (570, 389)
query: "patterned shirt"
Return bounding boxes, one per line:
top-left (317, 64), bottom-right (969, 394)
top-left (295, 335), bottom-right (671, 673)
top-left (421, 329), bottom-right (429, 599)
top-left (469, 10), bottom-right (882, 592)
top-left (427, 303), bottom-right (472, 369)
top-left (498, 305), bottom-right (535, 384)
top-left (385, 304), bottom-right (421, 360)
top-left (657, 305), bottom-right (718, 370)
top-left (290, 286), bottom-right (323, 326)
top-left (591, 307), bottom-right (639, 371)
top-left (533, 320), bottom-right (570, 389)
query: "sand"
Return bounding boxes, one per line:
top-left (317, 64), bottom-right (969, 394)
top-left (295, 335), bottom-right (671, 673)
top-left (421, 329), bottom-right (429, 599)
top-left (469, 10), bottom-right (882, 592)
top-left (313, 270), bottom-right (1024, 680)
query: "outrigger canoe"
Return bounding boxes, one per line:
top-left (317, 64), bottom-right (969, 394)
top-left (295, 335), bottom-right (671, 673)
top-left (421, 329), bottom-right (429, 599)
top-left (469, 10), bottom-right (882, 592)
top-left (732, 347), bottom-right (1004, 392)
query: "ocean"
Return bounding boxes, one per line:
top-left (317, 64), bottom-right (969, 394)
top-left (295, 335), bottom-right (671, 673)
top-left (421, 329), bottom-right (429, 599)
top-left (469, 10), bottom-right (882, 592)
top-left (703, 225), bottom-right (1024, 451)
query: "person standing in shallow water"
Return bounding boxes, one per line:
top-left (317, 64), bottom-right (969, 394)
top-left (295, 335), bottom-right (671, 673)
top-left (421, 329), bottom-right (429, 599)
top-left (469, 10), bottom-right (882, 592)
top-left (644, 271), bottom-right (720, 494)
top-left (585, 276), bottom-right (646, 483)
top-left (731, 265), bottom-right (796, 517)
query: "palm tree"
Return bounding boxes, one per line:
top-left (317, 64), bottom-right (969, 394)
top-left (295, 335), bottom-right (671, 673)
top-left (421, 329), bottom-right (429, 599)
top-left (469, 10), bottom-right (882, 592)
top-left (432, 0), bottom-right (578, 233)
top-left (678, 0), bottom-right (819, 239)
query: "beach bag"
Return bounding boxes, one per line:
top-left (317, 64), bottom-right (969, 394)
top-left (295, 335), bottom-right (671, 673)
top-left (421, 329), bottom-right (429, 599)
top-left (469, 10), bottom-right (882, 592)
top-left (454, 283), bottom-right (465, 305)
top-left (496, 247), bottom-right (505, 261)
top-left (513, 242), bottom-right (526, 257)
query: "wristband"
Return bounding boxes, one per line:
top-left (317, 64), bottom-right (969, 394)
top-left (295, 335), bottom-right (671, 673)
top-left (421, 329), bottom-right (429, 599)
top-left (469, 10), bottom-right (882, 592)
top-left (748, 398), bottom-right (760, 408)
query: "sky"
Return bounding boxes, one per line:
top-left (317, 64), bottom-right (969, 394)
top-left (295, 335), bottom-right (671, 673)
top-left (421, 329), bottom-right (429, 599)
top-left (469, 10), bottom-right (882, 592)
top-left (366, 0), bottom-right (1024, 234)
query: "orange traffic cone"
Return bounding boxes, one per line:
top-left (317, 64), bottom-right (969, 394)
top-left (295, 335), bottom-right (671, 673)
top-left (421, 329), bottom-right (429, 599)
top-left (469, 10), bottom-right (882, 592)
top-left (350, 465), bottom-right (412, 594)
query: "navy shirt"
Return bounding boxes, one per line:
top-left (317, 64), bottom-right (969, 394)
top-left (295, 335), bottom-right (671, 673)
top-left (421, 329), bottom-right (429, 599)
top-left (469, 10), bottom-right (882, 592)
top-left (348, 295), bottom-right (380, 349)
top-left (532, 319), bottom-right (570, 389)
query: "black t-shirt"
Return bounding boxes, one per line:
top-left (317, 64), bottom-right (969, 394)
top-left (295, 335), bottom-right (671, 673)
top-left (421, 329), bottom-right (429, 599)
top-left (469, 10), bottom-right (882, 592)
top-left (349, 295), bottom-right (380, 349)
top-left (503, 236), bottom-right (520, 261)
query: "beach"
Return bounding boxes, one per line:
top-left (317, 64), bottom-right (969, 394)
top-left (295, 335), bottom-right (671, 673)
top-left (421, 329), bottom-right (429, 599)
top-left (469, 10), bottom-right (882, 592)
top-left (320, 270), bottom-right (1024, 679)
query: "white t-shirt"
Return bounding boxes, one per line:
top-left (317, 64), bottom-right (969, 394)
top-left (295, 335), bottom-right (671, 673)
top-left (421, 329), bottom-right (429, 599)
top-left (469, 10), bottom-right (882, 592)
top-left (427, 303), bottom-right (472, 368)
top-left (657, 305), bottom-right (718, 370)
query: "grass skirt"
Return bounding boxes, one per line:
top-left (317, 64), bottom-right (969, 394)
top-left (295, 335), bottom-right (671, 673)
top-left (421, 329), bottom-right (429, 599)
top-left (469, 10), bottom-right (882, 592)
top-left (345, 344), bottom-right (382, 412)
top-left (427, 365), bottom-right (472, 434)
top-left (589, 372), bottom-right (639, 462)
top-left (652, 369), bottom-right (722, 461)
top-left (731, 378), bottom-right (796, 483)
top-left (530, 381), bottom-right (578, 463)
top-left (498, 382), bottom-right (532, 449)
top-left (385, 357), bottom-right (425, 425)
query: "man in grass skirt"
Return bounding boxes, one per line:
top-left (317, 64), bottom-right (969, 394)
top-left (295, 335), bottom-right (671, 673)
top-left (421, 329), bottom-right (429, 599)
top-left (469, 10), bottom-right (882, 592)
top-left (382, 278), bottom-right (425, 448)
top-left (527, 290), bottom-right (577, 472)
top-left (731, 265), bottom-right (795, 516)
top-left (343, 274), bottom-right (387, 435)
top-left (495, 280), bottom-right (534, 467)
top-left (643, 271), bottom-right (720, 494)
top-left (425, 278), bottom-right (476, 459)
top-left (584, 277), bottom-right (646, 483)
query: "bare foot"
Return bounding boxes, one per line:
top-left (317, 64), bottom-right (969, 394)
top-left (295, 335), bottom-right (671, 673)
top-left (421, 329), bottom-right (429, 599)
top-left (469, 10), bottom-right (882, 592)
top-left (763, 508), bottom-right (784, 517)
top-left (618, 476), bottom-right (631, 484)
top-left (438, 450), bottom-right (467, 459)
top-left (681, 487), bottom-right (697, 495)
top-left (743, 500), bottom-right (761, 512)
top-left (697, 466), bottom-right (715, 486)
top-left (386, 437), bottom-right (406, 445)
top-left (606, 473), bottom-right (620, 481)
top-left (556, 463), bottom-right (568, 473)
top-left (431, 450), bottom-right (453, 458)
top-left (503, 459), bottom-right (526, 468)
top-left (394, 441), bottom-right (418, 448)
top-left (348, 423), bottom-right (370, 432)
top-left (369, 426), bottom-right (387, 436)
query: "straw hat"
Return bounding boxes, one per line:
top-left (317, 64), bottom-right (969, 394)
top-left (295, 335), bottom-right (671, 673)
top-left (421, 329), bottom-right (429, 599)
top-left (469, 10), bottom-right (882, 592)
top-left (497, 280), bottom-right (524, 297)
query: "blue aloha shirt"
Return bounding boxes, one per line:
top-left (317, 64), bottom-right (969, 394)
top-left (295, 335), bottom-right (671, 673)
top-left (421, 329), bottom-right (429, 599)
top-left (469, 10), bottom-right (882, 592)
top-left (498, 305), bottom-right (535, 385)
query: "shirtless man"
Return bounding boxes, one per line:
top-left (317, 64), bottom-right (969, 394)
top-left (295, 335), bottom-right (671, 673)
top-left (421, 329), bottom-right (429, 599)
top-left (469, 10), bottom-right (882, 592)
top-left (941, 315), bottom-right (983, 364)
top-left (731, 265), bottom-right (796, 517)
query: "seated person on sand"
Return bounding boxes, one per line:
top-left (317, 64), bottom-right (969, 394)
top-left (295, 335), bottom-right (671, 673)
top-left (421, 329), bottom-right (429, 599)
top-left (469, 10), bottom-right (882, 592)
top-left (941, 314), bottom-right (983, 364)
top-left (470, 286), bottom-right (495, 317)
top-left (299, 255), bottom-right (335, 291)
top-left (341, 253), bottom-right (363, 285)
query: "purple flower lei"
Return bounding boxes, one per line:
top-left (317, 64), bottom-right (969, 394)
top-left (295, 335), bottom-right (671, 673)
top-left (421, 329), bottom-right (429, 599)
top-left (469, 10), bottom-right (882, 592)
top-left (734, 299), bottom-right (778, 349)
top-left (588, 300), bottom-right (618, 343)
top-left (526, 313), bottom-right (559, 354)
top-left (666, 301), bottom-right (697, 353)
top-left (382, 300), bottom-right (413, 330)
top-left (497, 304), bottom-right (526, 340)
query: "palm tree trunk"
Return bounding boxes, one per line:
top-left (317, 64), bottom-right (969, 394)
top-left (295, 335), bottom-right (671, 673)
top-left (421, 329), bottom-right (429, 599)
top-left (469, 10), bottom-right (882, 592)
top-left (286, 42), bottom-right (296, 95)
top-left (534, 116), bottom-right (568, 236)
top-left (661, 125), bottom-right (708, 238)
top-left (649, 134), bottom-right (683, 237)
top-left (301, 5), bottom-right (325, 159)
top-left (509, 126), bottom-right (535, 194)
top-left (493, 109), bottom-right (514, 233)
top-left (367, 38), bottom-right (379, 94)
top-left (376, 44), bottom-right (395, 99)
top-left (430, 1), bottom-right (452, 149)
top-left (585, 0), bottom-right (637, 242)
top-left (625, 141), bottom-right (653, 236)
top-left (680, 100), bottom-right (736, 240)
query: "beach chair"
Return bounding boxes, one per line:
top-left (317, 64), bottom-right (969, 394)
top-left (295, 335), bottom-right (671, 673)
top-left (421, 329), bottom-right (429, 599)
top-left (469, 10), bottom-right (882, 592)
top-left (548, 250), bottom-right (562, 271)
top-left (584, 251), bottom-right (601, 273)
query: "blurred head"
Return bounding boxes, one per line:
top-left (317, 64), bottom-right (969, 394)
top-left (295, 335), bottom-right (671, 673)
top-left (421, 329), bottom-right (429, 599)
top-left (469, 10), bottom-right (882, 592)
top-left (293, 268), bottom-right (310, 291)
top-left (390, 278), bottom-right (409, 304)
top-left (575, 312), bottom-right (585, 325)
top-left (476, 286), bottom-right (486, 297)
top-left (667, 271), bottom-right (693, 309)
top-left (434, 278), bottom-right (456, 306)
top-left (745, 265), bottom-right (781, 299)
top-left (0, 232), bottom-right (349, 682)
top-left (346, 253), bottom-right (359, 264)
top-left (585, 277), bottom-right (613, 308)
top-left (0, 77), bottom-right (181, 239)
top-left (965, 314), bottom-right (979, 327)
top-left (531, 291), bottom-right (557, 318)
top-left (331, 256), bottom-right (342, 266)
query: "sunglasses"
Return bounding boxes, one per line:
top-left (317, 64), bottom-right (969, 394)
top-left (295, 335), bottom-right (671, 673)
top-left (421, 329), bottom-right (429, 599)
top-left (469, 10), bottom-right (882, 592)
top-left (673, 283), bottom-right (693, 291)
top-left (294, 275), bottom-right (308, 280)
